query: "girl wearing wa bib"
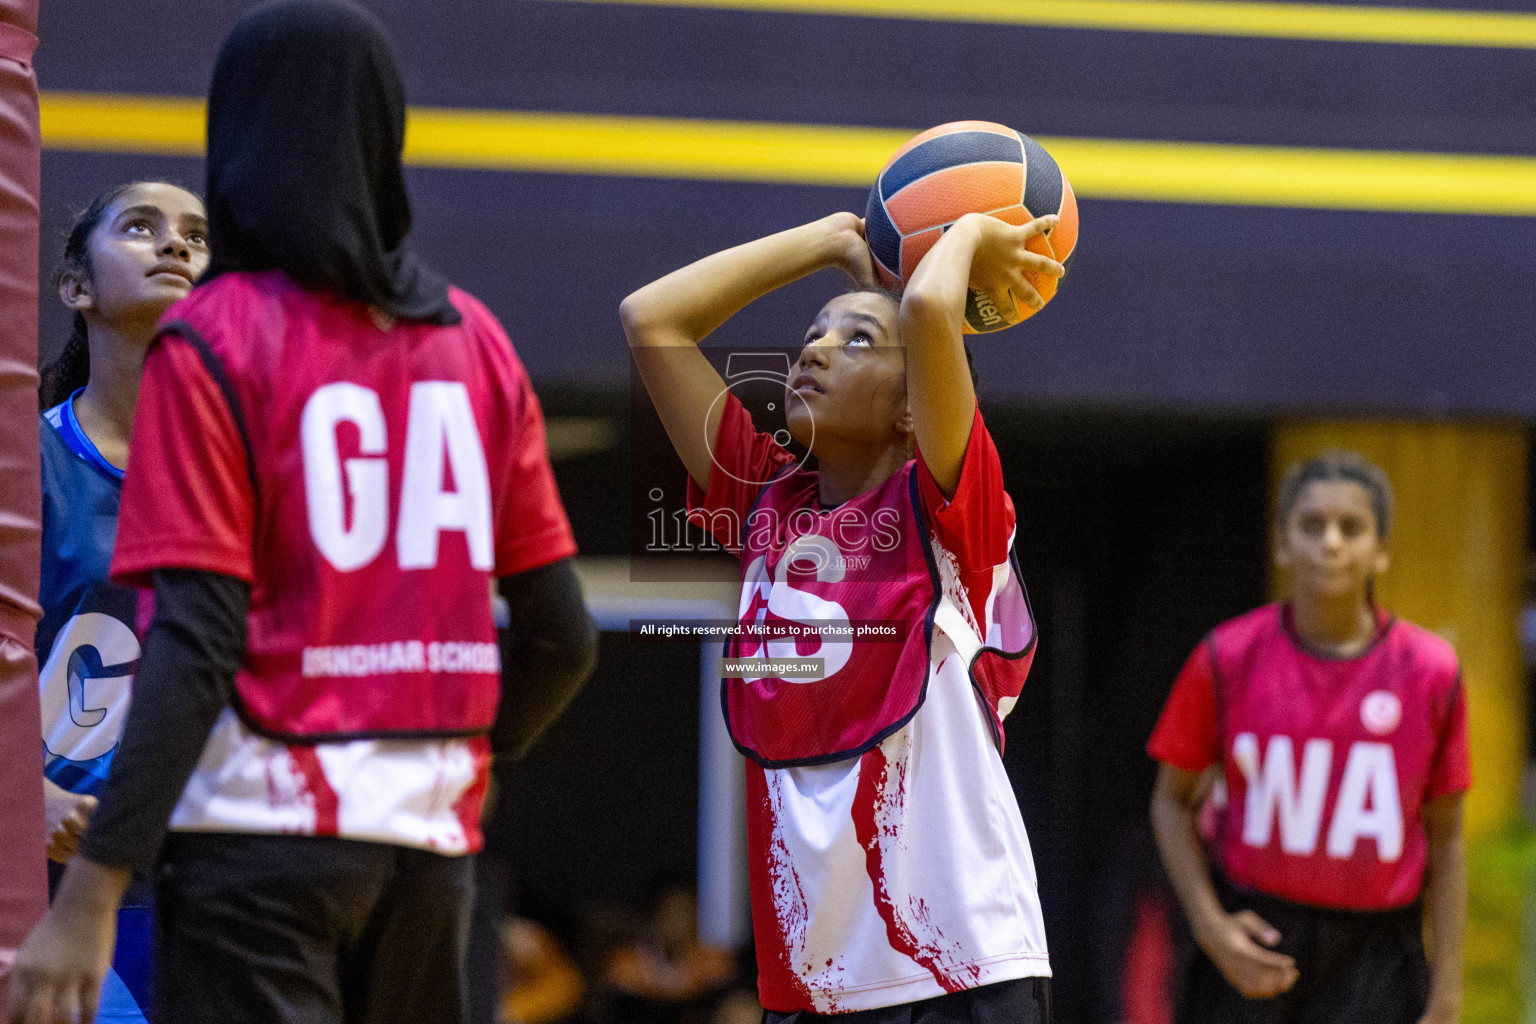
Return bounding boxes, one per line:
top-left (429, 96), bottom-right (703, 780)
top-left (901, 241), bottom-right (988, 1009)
top-left (1148, 452), bottom-right (1470, 1024)
top-left (622, 209), bottom-right (1062, 1021)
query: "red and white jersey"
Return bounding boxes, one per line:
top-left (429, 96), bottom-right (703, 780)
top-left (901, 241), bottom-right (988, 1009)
top-left (1149, 604), bottom-right (1471, 910)
top-left (112, 271), bottom-right (575, 851)
top-left (165, 710), bottom-right (491, 853)
top-left (690, 396), bottom-right (1048, 1012)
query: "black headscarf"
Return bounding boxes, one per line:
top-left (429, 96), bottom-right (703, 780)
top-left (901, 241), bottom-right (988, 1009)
top-left (203, 0), bottom-right (459, 324)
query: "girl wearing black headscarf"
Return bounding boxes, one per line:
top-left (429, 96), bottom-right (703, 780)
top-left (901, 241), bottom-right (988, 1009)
top-left (7, 4), bottom-right (597, 1023)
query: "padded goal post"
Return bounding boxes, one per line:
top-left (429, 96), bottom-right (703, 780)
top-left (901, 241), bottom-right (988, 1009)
top-left (0, 0), bottom-right (44, 1004)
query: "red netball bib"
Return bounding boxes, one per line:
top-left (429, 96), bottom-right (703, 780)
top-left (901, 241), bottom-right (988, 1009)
top-left (1207, 605), bottom-right (1465, 909)
top-left (114, 273), bottom-right (575, 742)
top-left (723, 464), bottom-right (1036, 767)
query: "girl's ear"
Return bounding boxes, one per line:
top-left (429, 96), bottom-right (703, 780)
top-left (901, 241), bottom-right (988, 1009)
top-left (1272, 527), bottom-right (1292, 571)
top-left (1373, 546), bottom-right (1390, 578)
top-left (59, 269), bottom-right (92, 313)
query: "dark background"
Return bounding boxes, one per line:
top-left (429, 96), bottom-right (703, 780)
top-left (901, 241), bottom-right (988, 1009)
top-left (33, 0), bottom-right (1536, 415)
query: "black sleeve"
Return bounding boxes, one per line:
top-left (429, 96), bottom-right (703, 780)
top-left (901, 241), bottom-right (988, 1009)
top-left (492, 557), bottom-right (598, 760)
top-left (80, 568), bottom-right (248, 873)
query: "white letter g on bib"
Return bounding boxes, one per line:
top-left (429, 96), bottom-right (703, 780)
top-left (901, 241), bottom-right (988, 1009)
top-left (302, 382), bottom-right (389, 572)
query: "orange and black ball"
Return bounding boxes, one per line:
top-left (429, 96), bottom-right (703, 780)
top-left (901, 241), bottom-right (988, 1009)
top-left (865, 121), bottom-right (1079, 333)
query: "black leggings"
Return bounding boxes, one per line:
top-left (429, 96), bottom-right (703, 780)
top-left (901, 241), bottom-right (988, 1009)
top-left (1178, 877), bottom-right (1429, 1024)
top-left (763, 977), bottom-right (1051, 1024)
top-left (153, 832), bottom-right (474, 1024)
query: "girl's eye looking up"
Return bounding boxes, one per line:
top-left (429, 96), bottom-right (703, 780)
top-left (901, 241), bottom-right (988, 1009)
top-left (846, 333), bottom-right (872, 348)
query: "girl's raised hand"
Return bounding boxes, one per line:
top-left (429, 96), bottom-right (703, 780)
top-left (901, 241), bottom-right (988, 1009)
top-left (962, 212), bottom-right (1064, 313)
top-left (828, 213), bottom-right (880, 291)
top-left (621, 211), bottom-right (885, 492)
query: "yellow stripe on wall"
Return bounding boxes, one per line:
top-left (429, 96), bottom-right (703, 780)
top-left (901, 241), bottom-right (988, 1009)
top-left (1049, 137), bottom-right (1536, 216)
top-left (40, 92), bottom-right (1536, 217)
top-left (404, 107), bottom-right (910, 185)
top-left (41, 93), bottom-right (206, 156)
top-left (540, 0), bottom-right (1536, 49)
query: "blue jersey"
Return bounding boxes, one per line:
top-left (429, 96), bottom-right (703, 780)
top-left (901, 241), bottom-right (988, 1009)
top-left (38, 393), bottom-right (137, 796)
top-left (38, 392), bottom-right (151, 1022)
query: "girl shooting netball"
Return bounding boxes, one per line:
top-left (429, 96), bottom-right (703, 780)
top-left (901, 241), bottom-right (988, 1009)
top-left (622, 153), bottom-right (1066, 1019)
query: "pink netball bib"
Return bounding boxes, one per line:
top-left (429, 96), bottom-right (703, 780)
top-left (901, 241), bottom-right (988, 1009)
top-left (724, 464), bottom-right (1036, 766)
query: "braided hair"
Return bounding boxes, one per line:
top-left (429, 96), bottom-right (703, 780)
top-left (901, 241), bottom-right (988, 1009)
top-left (38, 182), bottom-right (162, 410)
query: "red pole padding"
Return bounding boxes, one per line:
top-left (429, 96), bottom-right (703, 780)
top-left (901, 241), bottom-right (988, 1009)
top-left (0, 0), bottom-right (44, 1006)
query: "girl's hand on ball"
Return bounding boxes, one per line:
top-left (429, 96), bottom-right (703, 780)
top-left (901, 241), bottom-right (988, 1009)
top-left (825, 212), bottom-right (879, 290)
top-left (964, 213), bottom-right (1064, 312)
